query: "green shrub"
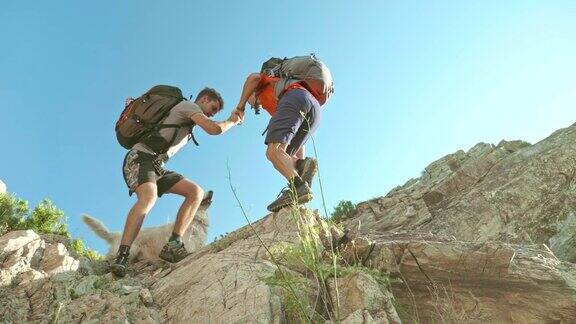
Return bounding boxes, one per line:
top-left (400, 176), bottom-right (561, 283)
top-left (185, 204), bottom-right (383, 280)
top-left (329, 200), bottom-right (356, 223)
top-left (23, 199), bottom-right (68, 236)
top-left (263, 269), bottom-right (322, 323)
top-left (0, 193), bottom-right (29, 234)
top-left (71, 238), bottom-right (103, 261)
top-left (0, 193), bottom-right (102, 260)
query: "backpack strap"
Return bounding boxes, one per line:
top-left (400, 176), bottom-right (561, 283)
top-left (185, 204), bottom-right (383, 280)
top-left (189, 129), bottom-right (199, 146)
top-left (133, 116), bottom-right (200, 154)
top-left (155, 123), bottom-right (200, 149)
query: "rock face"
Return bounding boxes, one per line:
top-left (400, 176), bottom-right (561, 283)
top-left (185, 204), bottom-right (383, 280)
top-left (347, 124), bottom-right (576, 263)
top-left (0, 230), bottom-right (79, 286)
top-left (151, 210), bottom-right (292, 323)
top-left (0, 230), bottom-right (161, 322)
top-left (2, 124), bottom-right (576, 323)
top-left (327, 272), bottom-right (401, 323)
top-left (342, 233), bottom-right (576, 323)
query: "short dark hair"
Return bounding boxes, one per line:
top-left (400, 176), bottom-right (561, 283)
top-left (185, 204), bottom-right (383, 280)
top-left (195, 87), bottom-right (224, 110)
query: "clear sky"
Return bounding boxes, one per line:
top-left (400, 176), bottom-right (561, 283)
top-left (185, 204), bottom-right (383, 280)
top-left (1, 1), bottom-right (575, 254)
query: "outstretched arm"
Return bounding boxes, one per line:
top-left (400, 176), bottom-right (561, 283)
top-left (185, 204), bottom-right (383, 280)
top-left (191, 112), bottom-right (241, 135)
top-left (235, 73), bottom-right (261, 113)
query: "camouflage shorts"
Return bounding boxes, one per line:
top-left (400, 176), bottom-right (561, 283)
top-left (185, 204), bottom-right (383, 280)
top-left (122, 149), bottom-right (183, 197)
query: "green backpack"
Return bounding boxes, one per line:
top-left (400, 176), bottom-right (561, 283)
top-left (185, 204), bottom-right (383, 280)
top-left (115, 85), bottom-right (197, 152)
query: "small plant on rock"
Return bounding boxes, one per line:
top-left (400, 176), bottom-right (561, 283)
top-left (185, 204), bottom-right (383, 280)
top-left (329, 200), bottom-right (356, 223)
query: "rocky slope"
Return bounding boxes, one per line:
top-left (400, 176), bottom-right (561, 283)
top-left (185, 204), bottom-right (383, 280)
top-left (347, 124), bottom-right (576, 263)
top-left (2, 123), bottom-right (576, 323)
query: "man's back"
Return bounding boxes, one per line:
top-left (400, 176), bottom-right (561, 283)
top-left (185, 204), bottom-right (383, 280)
top-left (133, 101), bottom-right (204, 161)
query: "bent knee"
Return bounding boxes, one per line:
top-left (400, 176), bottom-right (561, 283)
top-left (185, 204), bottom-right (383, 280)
top-left (135, 182), bottom-right (158, 205)
top-left (137, 193), bottom-right (157, 207)
top-left (185, 185), bottom-right (204, 202)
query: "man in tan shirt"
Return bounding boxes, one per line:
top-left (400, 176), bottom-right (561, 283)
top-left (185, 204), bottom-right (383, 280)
top-left (112, 87), bottom-right (242, 277)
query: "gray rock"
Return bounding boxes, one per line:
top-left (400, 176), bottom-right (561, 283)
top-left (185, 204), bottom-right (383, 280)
top-left (327, 272), bottom-right (400, 323)
top-left (0, 233), bottom-right (44, 286)
top-left (339, 310), bottom-right (378, 324)
top-left (550, 211), bottom-right (576, 261)
top-left (139, 288), bottom-right (154, 306)
top-left (346, 125), bottom-right (576, 263)
top-left (0, 230), bottom-right (162, 322)
top-left (152, 208), bottom-right (307, 323)
top-left (71, 275), bottom-right (100, 298)
top-left (39, 243), bottom-right (79, 274)
top-left (0, 230), bottom-right (40, 256)
top-left (343, 234), bottom-right (576, 323)
top-left (3, 124), bottom-right (576, 323)
top-left (120, 285), bottom-right (141, 295)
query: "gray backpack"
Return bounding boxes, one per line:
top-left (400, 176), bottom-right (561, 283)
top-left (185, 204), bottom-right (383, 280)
top-left (261, 54), bottom-right (334, 105)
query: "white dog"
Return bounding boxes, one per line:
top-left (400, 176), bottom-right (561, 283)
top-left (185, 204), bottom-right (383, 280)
top-left (82, 190), bottom-right (212, 262)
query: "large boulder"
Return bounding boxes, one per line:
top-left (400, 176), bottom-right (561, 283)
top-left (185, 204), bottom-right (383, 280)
top-left (151, 207), bottom-right (404, 323)
top-left (151, 208), bottom-right (305, 323)
top-left (0, 230), bottom-right (77, 287)
top-left (0, 230), bottom-right (44, 286)
top-left (0, 230), bottom-right (161, 322)
top-left (327, 272), bottom-right (401, 323)
top-left (341, 233), bottom-right (576, 323)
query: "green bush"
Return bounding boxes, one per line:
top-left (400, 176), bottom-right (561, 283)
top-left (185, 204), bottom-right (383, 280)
top-left (329, 200), bottom-right (356, 223)
top-left (0, 194), bottom-right (68, 236)
top-left (24, 199), bottom-right (68, 236)
top-left (0, 193), bottom-right (29, 234)
top-left (0, 193), bottom-right (102, 260)
top-left (71, 238), bottom-right (103, 261)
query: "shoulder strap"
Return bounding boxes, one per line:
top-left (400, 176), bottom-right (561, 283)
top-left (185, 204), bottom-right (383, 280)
top-left (155, 122), bottom-right (200, 149)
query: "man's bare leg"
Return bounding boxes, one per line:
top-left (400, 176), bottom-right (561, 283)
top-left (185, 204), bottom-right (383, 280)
top-left (266, 143), bottom-right (299, 181)
top-left (112, 182), bottom-right (157, 276)
top-left (167, 179), bottom-right (204, 236)
top-left (266, 143), bottom-right (312, 212)
top-left (159, 179), bottom-right (203, 263)
top-left (120, 182), bottom-right (158, 246)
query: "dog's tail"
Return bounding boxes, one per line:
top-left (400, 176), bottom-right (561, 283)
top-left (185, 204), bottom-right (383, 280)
top-left (81, 214), bottom-right (115, 244)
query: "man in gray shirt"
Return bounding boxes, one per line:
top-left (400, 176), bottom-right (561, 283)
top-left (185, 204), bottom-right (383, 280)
top-left (112, 87), bottom-right (242, 277)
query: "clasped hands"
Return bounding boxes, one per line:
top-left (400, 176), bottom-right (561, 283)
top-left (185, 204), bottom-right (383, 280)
top-left (229, 107), bottom-right (246, 125)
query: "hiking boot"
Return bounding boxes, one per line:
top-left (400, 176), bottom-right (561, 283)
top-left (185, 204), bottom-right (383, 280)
top-left (296, 157), bottom-right (318, 186)
top-left (159, 241), bottom-right (189, 263)
top-left (110, 251), bottom-right (129, 277)
top-left (267, 182), bottom-right (313, 212)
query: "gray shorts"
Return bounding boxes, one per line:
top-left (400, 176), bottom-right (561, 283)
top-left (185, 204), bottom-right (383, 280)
top-left (265, 88), bottom-right (322, 156)
top-left (122, 149), bottom-right (184, 197)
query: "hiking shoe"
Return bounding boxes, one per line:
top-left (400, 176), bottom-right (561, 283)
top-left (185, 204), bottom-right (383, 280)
top-left (159, 241), bottom-right (189, 263)
top-left (110, 251), bottom-right (129, 277)
top-left (296, 157), bottom-right (318, 186)
top-left (267, 182), bottom-right (313, 212)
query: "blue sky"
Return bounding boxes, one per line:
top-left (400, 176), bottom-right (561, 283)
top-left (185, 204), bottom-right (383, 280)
top-left (1, 1), bottom-right (575, 254)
